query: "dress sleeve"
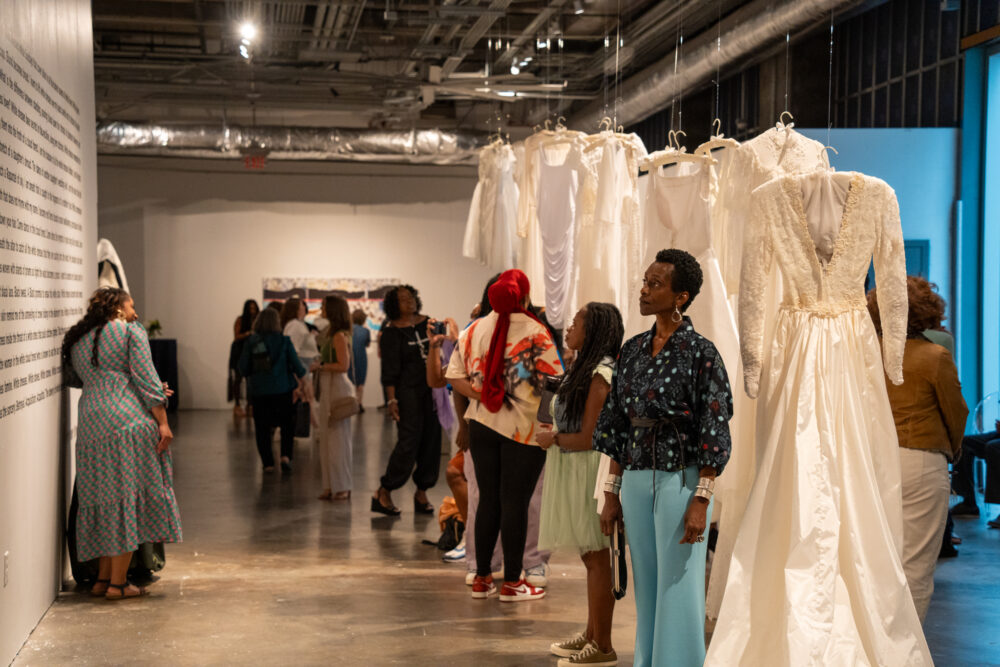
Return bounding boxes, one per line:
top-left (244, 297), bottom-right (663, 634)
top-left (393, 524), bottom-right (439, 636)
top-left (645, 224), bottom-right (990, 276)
top-left (592, 350), bottom-right (629, 467)
top-left (463, 181), bottom-right (484, 262)
top-left (738, 187), bottom-right (775, 399)
top-left (693, 345), bottom-right (733, 474)
top-left (379, 326), bottom-right (403, 387)
top-left (126, 322), bottom-right (167, 409)
top-left (873, 187), bottom-right (908, 385)
top-left (444, 328), bottom-right (468, 381)
top-left (285, 336), bottom-right (307, 378)
top-left (532, 327), bottom-right (564, 382)
top-left (932, 348), bottom-right (969, 460)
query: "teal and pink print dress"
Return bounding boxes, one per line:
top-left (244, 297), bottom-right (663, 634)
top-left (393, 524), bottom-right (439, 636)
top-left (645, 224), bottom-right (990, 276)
top-left (71, 319), bottom-right (182, 561)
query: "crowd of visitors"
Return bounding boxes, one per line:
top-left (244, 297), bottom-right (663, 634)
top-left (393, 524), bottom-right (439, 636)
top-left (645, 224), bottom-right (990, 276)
top-left (62, 245), bottom-right (990, 664)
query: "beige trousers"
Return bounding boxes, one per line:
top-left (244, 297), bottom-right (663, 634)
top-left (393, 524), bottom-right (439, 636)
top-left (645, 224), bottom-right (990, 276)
top-left (899, 447), bottom-right (950, 622)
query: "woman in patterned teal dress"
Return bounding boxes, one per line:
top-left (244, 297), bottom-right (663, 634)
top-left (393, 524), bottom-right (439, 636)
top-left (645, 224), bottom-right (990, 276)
top-left (537, 303), bottom-right (624, 667)
top-left (61, 287), bottom-right (182, 600)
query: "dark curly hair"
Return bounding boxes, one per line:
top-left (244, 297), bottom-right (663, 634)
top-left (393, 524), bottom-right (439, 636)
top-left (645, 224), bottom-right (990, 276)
top-left (383, 284), bottom-right (422, 321)
top-left (478, 273), bottom-right (503, 318)
top-left (556, 303), bottom-right (624, 433)
top-left (654, 248), bottom-right (703, 311)
top-left (61, 287), bottom-right (131, 371)
top-left (867, 275), bottom-right (946, 338)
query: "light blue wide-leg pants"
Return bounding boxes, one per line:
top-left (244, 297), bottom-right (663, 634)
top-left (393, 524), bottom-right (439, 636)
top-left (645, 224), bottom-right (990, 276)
top-left (621, 467), bottom-right (712, 667)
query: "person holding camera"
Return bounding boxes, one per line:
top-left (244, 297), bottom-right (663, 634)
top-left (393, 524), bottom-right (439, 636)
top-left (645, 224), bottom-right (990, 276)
top-left (372, 284), bottom-right (443, 516)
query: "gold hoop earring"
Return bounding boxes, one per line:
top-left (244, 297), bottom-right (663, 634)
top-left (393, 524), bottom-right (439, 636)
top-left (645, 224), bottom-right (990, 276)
top-left (671, 306), bottom-right (682, 323)
top-left (116, 310), bottom-right (125, 320)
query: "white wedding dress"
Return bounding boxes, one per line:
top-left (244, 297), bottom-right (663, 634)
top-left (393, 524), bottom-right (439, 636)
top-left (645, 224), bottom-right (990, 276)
top-left (706, 170), bottom-right (932, 666)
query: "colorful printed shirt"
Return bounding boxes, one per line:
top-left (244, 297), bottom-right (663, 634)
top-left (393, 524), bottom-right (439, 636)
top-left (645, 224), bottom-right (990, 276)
top-left (445, 311), bottom-right (563, 445)
top-left (593, 318), bottom-right (733, 473)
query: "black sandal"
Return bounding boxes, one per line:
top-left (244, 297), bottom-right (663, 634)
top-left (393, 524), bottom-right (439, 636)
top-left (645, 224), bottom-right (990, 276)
top-left (371, 493), bottom-right (401, 516)
top-left (105, 581), bottom-right (147, 601)
top-left (414, 495), bottom-right (434, 515)
top-left (90, 579), bottom-right (110, 597)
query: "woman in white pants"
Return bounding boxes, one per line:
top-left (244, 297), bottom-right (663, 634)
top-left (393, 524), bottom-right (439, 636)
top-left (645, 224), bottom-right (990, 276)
top-left (868, 276), bottom-right (968, 621)
top-left (315, 295), bottom-right (355, 501)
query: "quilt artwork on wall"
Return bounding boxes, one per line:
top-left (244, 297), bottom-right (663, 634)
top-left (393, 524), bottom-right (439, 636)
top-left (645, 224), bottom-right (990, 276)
top-left (261, 277), bottom-right (398, 331)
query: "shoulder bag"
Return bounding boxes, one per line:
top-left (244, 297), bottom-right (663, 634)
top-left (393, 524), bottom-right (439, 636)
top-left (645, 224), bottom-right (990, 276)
top-left (328, 330), bottom-right (360, 424)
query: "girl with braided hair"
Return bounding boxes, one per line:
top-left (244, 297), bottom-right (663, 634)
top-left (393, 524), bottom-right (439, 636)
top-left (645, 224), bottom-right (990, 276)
top-left (62, 287), bottom-right (182, 600)
top-left (536, 302), bottom-right (624, 667)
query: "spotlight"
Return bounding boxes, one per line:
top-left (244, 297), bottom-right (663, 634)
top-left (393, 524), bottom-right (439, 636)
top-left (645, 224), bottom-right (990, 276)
top-left (510, 64), bottom-right (520, 75)
top-left (573, 0), bottom-right (584, 14)
top-left (558, 37), bottom-right (564, 48)
top-left (239, 22), bottom-right (257, 41)
top-left (239, 44), bottom-right (249, 59)
top-left (241, 37), bottom-right (250, 46)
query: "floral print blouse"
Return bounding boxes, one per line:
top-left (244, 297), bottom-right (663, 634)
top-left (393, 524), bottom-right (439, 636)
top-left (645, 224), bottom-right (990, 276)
top-left (593, 318), bottom-right (733, 473)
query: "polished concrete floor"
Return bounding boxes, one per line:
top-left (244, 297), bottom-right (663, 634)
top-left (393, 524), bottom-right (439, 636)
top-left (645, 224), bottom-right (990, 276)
top-left (13, 409), bottom-right (1000, 666)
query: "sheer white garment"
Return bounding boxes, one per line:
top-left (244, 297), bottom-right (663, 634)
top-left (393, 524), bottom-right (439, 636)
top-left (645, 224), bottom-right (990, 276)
top-left (705, 128), bottom-right (832, 620)
top-left (462, 143), bottom-right (519, 270)
top-left (705, 171), bottom-right (930, 667)
top-left (643, 161), bottom-right (740, 386)
top-left (573, 132), bottom-right (646, 326)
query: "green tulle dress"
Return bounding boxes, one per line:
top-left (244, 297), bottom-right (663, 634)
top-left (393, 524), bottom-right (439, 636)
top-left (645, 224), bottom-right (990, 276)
top-left (538, 359), bottom-right (613, 555)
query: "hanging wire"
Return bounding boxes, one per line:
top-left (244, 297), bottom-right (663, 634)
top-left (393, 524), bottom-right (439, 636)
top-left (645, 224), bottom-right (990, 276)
top-left (784, 32), bottom-right (790, 114)
top-left (614, 0), bottom-right (622, 127)
top-left (669, 0), bottom-right (680, 138)
top-left (714, 0), bottom-right (721, 128)
top-left (676, 6), bottom-right (684, 133)
top-left (826, 10), bottom-right (834, 147)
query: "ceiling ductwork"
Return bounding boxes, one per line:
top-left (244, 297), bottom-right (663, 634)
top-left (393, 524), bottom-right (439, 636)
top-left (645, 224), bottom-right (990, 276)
top-left (572, 0), bottom-right (862, 129)
top-left (96, 122), bottom-right (485, 165)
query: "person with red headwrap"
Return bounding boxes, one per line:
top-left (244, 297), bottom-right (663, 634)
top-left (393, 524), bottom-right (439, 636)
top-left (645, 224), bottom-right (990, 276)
top-left (445, 269), bottom-right (563, 602)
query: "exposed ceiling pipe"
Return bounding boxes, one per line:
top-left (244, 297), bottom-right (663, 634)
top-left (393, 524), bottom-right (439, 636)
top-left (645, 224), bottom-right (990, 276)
top-left (493, 0), bottom-right (571, 68)
top-left (439, 0), bottom-right (514, 78)
top-left (309, 1), bottom-right (330, 50)
top-left (96, 121), bottom-right (484, 165)
top-left (572, 0), bottom-right (862, 129)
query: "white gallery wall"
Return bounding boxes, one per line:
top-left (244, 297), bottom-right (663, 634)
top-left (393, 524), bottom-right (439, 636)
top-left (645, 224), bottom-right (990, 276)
top-left (97, 158), bottom-right (494, 410)
top-left (0, 1), bottom-right (97, 664)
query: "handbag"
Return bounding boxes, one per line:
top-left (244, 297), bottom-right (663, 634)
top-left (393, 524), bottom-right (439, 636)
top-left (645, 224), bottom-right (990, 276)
top-left (294, 400), bottom-right (311, 437)
top-left (610, 520), bottom-right (628, 600)
top-left (536, 374), bottom-right (562, 425)
top-left (327, 331), bottom-right (360, 424)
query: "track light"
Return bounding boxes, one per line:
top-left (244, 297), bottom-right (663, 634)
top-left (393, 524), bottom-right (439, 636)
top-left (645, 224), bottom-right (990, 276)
top-left (510, 64), bottom-right (520, 75)
top-left (239, 22), bottom-right (257, 42)
top-left (239, 44), bottom-right (250, 59)
top-left (573, 0), bottom-right (584, 14)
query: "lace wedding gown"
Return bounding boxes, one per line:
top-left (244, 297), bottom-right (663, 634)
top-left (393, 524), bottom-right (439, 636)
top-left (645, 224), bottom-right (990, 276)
top-left (705, 170), bottom-right (932, 666)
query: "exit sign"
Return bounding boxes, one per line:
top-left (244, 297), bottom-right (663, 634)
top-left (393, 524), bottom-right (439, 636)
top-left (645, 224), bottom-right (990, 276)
top-left (244, 155), bottom-right (267, 169)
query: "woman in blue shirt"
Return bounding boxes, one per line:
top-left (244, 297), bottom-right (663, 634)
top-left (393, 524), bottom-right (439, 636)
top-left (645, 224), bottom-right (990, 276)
top-left (594, 248), bottom-right (733, 667)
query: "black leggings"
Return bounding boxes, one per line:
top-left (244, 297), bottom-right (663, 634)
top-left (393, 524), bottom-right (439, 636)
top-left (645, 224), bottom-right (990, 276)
top-left (380, 389), bottom-right (442, 491)
top-left (250, 391), bottom-right (295, 467)
top-left (468, 420), bottom-right (547, 583)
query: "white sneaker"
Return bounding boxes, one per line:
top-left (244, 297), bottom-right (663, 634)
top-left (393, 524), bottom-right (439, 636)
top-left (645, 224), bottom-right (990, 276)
top-left (465, 571), bottom-right (476, 586)
top-left (525, 562), bottom-right (549, 588)
top-left (442, 538), bottom-right (466, 562)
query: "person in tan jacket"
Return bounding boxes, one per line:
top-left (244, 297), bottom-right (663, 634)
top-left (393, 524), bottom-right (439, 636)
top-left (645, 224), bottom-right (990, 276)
top-left (868, 276), bottom-right (968, 622)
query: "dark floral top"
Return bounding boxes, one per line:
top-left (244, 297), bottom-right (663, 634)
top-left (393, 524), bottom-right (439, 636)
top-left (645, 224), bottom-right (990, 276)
top-left (593, 318), bottom-right (733, 473)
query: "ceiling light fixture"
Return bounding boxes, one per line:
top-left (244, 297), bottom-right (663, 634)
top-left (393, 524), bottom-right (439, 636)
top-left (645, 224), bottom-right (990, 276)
top-left (558, 37), bottom-right (564, 48)
top-left (573, 0), bottom-right (584, 14)
top-left (239, 44), bottom-right (250, 59)
top-left (239, 22), bottom-right (257, 42)
top-left (510, 64), bottom-right (520, 75)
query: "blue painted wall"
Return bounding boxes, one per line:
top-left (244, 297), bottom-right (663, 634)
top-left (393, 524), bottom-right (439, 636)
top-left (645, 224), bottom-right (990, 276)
top-left (798, 128), bottom-right (960, 328)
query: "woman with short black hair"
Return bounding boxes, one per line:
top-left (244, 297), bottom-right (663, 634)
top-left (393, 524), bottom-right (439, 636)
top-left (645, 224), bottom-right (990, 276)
top-left (373, 284), bottom-right (442, 515)
top-left (594, 248), bottom-right (733, 666)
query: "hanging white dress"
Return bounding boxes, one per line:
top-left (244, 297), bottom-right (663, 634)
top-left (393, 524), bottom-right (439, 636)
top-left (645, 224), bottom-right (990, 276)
top-left (534, 137), bottom-right (588, 329)
top-left (705, 127), bottom-right (832, 620)
top-left (574, 132), bottom-right (646, 326)
top-left (705, 170), bottom-right (931, 667)
top-left (643, 161), bottom-right (740, 385)
top-left (463, 143), bottom-right (519, 271)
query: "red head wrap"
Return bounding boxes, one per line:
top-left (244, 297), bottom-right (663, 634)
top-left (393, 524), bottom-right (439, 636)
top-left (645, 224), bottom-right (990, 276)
top-left (480, 269), bottom-right (540, 412)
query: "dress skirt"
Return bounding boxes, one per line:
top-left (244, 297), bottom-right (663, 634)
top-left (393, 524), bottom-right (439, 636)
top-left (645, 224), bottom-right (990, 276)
top-left (538, 448), bottom-right (609, 554)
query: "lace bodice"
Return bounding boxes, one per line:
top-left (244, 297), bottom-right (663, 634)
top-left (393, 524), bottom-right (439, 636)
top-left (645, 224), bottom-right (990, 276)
top-left (739, 171), bottom-right (907, 398)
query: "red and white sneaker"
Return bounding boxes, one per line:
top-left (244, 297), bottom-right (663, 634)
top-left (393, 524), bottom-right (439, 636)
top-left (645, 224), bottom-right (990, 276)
top-left (470, 575), bottom-right (496, 599)
top-left (499, 578), bottom-right (546, 602)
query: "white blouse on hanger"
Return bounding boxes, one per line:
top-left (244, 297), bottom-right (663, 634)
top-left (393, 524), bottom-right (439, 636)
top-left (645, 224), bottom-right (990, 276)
top-left (463, 143), bottom-right (519, 271)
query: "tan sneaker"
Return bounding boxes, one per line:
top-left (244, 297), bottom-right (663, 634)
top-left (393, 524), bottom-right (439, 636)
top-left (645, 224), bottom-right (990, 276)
top-left (557, 641), bottom-right (617, 667)
top-left (550, 633), bottom-right (588, 657)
